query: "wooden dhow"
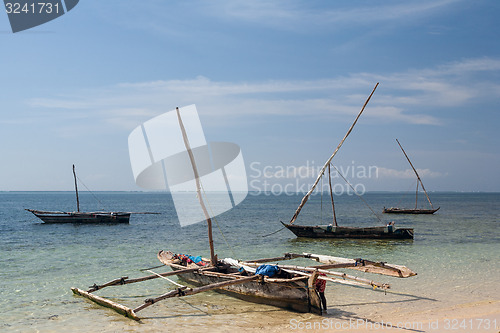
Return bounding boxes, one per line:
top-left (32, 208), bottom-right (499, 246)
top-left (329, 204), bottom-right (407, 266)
top-left (282, 83), bottom-right (414, 239)
top-left (26, 165), bottom-right (158, 223)
top-left (383, 139), bottom-right (440, 215)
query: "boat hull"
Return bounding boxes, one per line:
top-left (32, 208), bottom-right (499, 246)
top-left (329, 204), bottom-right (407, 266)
top-left (383, 207), bottom-right (440, 214)
top-left (158, 251), bottom-right (322, 314)
top-left (281, 222), bottom-right (413, 239)
top-left (26, 210), bottom-right (130, 223)
top-left (175, 268), bottom-right (319, 313)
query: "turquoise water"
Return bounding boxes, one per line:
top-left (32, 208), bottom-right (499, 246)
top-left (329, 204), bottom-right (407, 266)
top-left (1, 192), bottom-right (499, 332)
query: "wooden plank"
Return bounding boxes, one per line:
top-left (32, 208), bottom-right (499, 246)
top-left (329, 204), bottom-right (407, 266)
top-left (87, 267), bottom-right (208, 292)
top-left (133, 275), bottom-right (260, 313)
top-left (243, 262), bottom-right (388, 289)
top-left (300, 253), bottom-right (417, 278)
top-left (71, 287), bottom-right (140, 321)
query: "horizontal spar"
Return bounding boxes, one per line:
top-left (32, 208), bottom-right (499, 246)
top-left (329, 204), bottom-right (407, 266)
top-left (133, 275), bottom-right (261, 313)
top-left (88, 266), bottom-right (214, 292)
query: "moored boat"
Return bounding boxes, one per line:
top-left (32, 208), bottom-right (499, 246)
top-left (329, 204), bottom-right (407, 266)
top-left (283, 83), bottom-right (414, 240)
top-left (382, 139), bottom-right (440, 215)
top-left (281, 222), bottom-right (414, 239)
top-left (26, 165), bottom-right (157, 224)
top-left (25, 209), bottom-right (131, 223)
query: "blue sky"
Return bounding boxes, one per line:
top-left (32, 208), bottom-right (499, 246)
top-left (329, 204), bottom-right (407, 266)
top-left (1, 0), bottom-right (499, 192)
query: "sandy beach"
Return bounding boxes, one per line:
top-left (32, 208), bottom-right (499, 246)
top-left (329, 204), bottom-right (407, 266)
top-left (278, 300), bottom-right (500, 333)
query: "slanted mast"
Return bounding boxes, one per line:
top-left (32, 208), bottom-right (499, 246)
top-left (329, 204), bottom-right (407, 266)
top-left (395, 139), bottom-right (434, 210)
top-left (175, 107), bottom-right (217, 266)
top-left (289, 83), bottom-right (379, 225)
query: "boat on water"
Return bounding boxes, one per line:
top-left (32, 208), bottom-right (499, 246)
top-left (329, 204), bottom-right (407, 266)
top-left (281, 83), bottom-right (414, 240)
top-left (26, 209), bottom-right (131, 223)
top-left (383, 139), bottom-right (440, 215)
top-left (281, 223), bottom-right (413, 239)
top-left (71, 102), bottom-right (416, 320)
top-left (26, 165), bottom-right (154, 224)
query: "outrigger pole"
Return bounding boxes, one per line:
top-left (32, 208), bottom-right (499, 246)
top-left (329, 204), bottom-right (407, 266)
top-left (289, 83), bottom-right (379, 224)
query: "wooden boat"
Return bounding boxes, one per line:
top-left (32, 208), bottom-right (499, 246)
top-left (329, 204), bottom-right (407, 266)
top-left (281, 223), bottom-right (413, 239)
top-left (71, 103), bottom-right (416, 320)
top-left (25, 209), bottom-right (131, 223)
top-left (283, 83), bottom-right (414, 240)
top-left (26, 165), bottom-right (156, 223)
top-left (71, 250), bottom-right (416, 320)
top-left (383, 139), bottom-right (440, 215)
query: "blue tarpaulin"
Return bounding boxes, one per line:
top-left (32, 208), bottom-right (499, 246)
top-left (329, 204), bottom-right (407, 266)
top-left (255, 264), bottom-right (280, 277)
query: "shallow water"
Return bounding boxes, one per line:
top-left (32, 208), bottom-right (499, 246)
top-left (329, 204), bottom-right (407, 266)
top-left (1, 192), bottom-right (499, 332)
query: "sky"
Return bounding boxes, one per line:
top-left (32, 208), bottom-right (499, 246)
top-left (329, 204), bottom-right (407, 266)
top-left (1, 0), bottom-right (499, 192)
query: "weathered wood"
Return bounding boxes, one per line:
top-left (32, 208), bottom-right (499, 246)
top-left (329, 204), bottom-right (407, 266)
top-left (87, 267), bottom-right (209, 292)
top-left (71, 287), bottom-right (140, 321)
top-left (242, 255), bottom-right (291, 264)
top-left (133, 275), bottom-right (260, 313)
top-left (300, 252), bottom-right (416, 278)
top-left (328, 164), bottom-right (337, 226)
top-left (289, 83), bottom-right (379, 224)
top-left (307, 271), bottom-right (322, 314)
top-left (176, 107), bottom-right (216, 266)
top-left (253, 263), bottom-right (388, 289)
top-left (72, 165), bottom-right (80, 213)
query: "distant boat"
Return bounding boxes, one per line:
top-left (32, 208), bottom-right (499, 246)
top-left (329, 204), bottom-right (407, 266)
top-left (281, 83), bottom-right (414, 240)
top-left (383, 139), bottom-right (440, 215)
top-left (26, 165), bottom-right (153, 224)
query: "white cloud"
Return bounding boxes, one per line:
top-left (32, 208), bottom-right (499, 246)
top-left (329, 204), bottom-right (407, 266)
top-left (207, 0), bottom-right (459, 31)
top-left (377, 167), bottom-right (445, 179)
top-left (26, 57), bottom-right (500, 131)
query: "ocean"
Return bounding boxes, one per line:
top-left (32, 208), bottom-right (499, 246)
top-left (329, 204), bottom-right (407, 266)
top-left (1, 192), bottom-right (499, 332)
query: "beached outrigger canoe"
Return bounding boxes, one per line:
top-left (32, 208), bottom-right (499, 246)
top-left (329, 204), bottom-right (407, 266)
top-left (71, 101), bottom-right (416, 320)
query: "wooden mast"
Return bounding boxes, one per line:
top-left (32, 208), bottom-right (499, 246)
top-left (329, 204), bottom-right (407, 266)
top-left (176, 107), bottom-right (216, 266)
top-left (72, 164), bottom-right (80, 212)
top-left (328, 164), bottom-right (337, 226)
top-left (395, 139), bottom-right (434, 209)
top-left (289, 83), bottom-right (379, 224)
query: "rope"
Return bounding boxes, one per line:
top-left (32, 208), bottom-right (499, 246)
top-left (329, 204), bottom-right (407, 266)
top-left (146, 270), bottom-right (185, 288)
top-left (261, 224), bottom-right (286, 237)
top-left (333, 165), bottom-right (383, 223)
top-left (75, 175), bottom-right (107, 211)
top-left (394, 179), bottom-right (417, 208)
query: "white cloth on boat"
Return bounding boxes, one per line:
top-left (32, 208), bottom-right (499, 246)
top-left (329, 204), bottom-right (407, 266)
top-left (221, 258), bottom-right (256, 274)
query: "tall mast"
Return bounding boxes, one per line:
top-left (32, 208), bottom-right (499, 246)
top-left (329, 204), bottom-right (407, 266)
top-left (395, 139), bottom-right (434, 209)
top-left (176, 107), bottom-right (216, 266)
top-left (72, 164), bottom-right (80, 212)
top-left (289, 83), bottom-right (379, 224)
top-left (328, 164), bottom-right (337, 226)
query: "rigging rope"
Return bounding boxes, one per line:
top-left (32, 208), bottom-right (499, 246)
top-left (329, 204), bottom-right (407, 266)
top-left (75, 175), bottom-right (107, 211)
top-left (394, 179), bottom-right (418, 208)
top-left (332, 165), bottom-right (383, 224)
